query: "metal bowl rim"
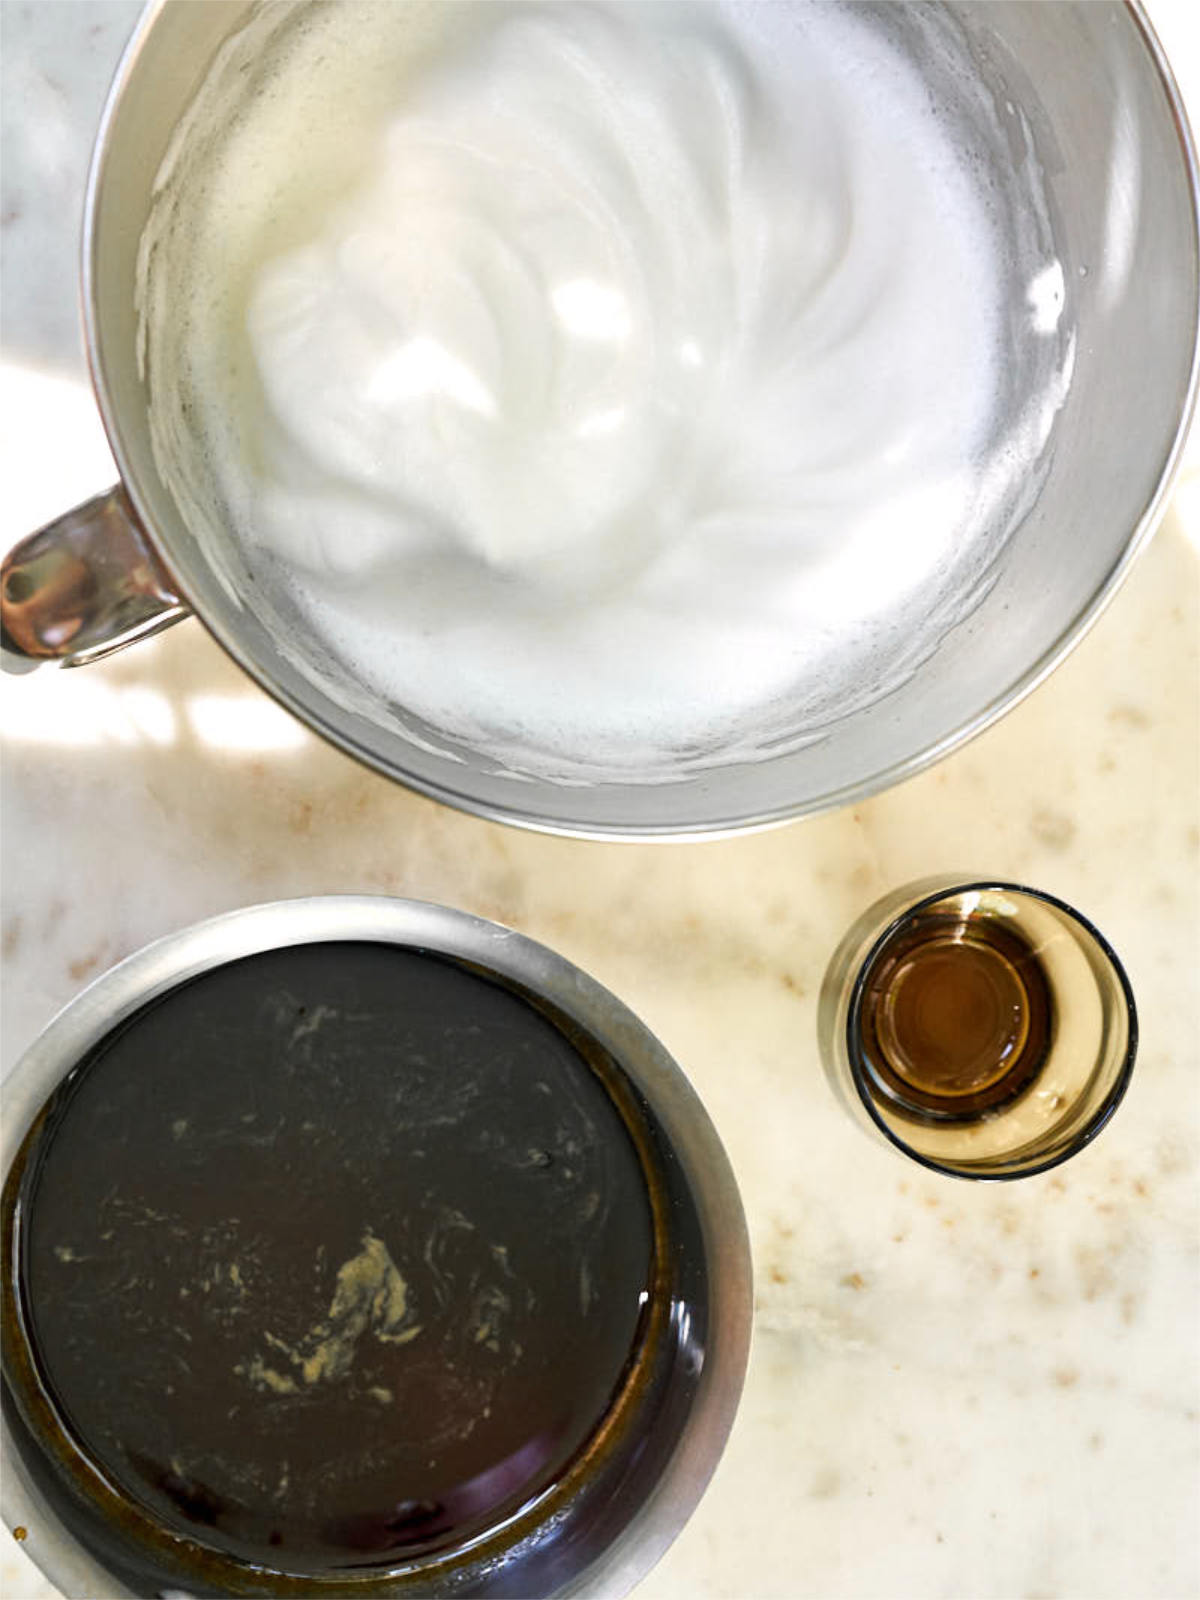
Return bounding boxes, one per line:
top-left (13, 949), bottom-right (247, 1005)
top-left (80, 0), bottom-right (1200, 840)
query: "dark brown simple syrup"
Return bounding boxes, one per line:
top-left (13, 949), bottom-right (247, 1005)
top-left (7, 944), bottom-right (657, 1580)
top-left (858, 911), bottom-right (1054, 1124)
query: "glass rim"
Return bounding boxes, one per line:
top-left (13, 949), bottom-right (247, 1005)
top-left (844, 878), bottom-right (1139, 1182)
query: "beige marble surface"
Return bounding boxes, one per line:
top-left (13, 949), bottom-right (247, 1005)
top-left (2, 3), bottom-right (1198, 1598)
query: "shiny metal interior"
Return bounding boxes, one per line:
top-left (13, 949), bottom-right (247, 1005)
top-left (84, 1), bottom-right (1200, 836)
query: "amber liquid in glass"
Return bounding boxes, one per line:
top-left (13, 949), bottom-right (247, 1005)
top-left (858, 910), bottom-right (1053, 1124)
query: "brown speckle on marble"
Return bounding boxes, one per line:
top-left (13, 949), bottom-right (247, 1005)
top-left (1, 917), bottom-right (21, 959)
top-left (68, 949), bottom-right (106, 982)
top-left (1030, 808), bottom-right (1076, 852)
top-left (840, 1272), bottom-right (866, 1291)
top-left (1089, 1432), bottom-right (1104, 1452)
top-left (1052, 1367), bottom-right (1079, 1388)
top-left (12, 1526), bottom-right (27, 1542)
top-left (1120, 1292), bottom-right (1139, 1326)
top-left (768, 1265), bottom-right (788, 1286)
top-left (1075, 1243), bottom-right (1115, 1302)
top-left (1157, 1138), bottom-right (1189, 1177)
top-left (1108, 703), bottom-right (1151, 729)
top-left (810, 1466), bottom-right (841, 1499)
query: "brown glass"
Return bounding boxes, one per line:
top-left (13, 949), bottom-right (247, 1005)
top-left (820, 879), bottom-right (1138, 1180)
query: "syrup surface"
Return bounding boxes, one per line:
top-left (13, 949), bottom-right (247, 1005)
top-left (18, 943), bottom-right (654, 1570)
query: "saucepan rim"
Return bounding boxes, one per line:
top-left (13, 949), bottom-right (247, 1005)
top-left (0, 895), bottom-right (753, 1600)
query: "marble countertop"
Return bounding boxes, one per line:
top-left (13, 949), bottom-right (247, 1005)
top-left (1, 3), bottom-right (1197, 1597)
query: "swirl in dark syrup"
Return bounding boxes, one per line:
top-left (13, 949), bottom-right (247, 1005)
top-left (10, 943), bottom-right (656, 1576)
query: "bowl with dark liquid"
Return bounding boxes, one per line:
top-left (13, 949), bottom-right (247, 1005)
top-left (0, 898), bottom-right (751, 1598)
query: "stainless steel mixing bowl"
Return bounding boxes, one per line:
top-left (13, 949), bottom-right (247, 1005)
top-left (0, 897), bottom-right (752, 1598)
top-left (1, 1), bottom-right (1196, 837)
